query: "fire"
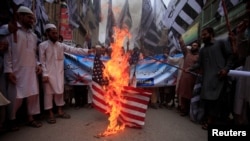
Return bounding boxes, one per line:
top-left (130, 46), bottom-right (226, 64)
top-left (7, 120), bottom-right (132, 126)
top-left (100, 27), bottom-right (131, 136)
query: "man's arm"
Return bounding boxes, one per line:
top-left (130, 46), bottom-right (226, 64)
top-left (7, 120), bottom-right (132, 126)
top-left (0, 22), bottom-right (18, 36)
top-left (62, 43), bottom-right (103, 55)
top-left (189, 49), bottom-right (203, 72)
top-left (3, 36), bottom-right (17, 84)
top-left (178, 37), bottom-right (188, 56)
top-left (218, 39), bottom-right (236, 77)
top-left (0, 25), bottom-right (10, 39)
top-left (38, 43), bottom-right (49, 82)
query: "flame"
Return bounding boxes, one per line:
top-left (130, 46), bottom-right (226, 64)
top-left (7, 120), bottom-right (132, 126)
top-left (100, 27), bottom-right (131, 136)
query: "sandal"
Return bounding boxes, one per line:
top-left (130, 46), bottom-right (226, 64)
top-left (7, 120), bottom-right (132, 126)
top-left (10, 126), bottom-right (19, 132)
top-left (56, 113), bottom-right (71, 119)
top-left (8, 120), bottom-right (19, 131)
top-left (47, 118), bottom-right (56, 124)
top-left (27, 120), bottom-right (42, 128)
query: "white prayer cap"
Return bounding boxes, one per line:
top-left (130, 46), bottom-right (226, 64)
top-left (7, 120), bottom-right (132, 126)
top-left (95, 45), bottom-right (102, 48)
top-left (17, 6), bottom-right (33, 14)
top-left (45, 24), bottom-right (57, 31)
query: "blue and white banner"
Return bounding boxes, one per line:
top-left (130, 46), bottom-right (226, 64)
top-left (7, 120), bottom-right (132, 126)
top-left (64, 53), bottom-right (97, 85)
top-left (64, 53), bottom-right (183, 87)
top-left (133, 54), bottom-right (182, 87)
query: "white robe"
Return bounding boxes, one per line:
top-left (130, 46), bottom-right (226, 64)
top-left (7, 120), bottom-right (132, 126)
top-left (39, 40), bottom-right (89, 95)
top-left (4, 26), bottom-right (39, 99)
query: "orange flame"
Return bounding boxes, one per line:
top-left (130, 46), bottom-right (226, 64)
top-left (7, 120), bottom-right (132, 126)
top-left (100, 27), bottom-right (131, 136)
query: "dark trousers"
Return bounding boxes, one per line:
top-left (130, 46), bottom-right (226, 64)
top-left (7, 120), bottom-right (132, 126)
top-left (73, 85), bottom-right (87, 107)
top-left (159, 86), bottom-right (175, 106)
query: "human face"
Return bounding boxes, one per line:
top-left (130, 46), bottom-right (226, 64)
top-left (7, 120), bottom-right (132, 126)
top-left (191, 42), bottom-right (198, 47)
top-left (164, 48), bottom-right (170, 55)
top-left (19, 13), bottom-right (35, 29)
top-left (47, 28), bottom-right (59, 43)
top-left (191, 42), bottom-right (199, 53)
top-left (201, 30), bottom-right (212, 44)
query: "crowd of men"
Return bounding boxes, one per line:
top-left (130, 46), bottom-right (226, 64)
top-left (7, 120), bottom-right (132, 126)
top-left (0, 1), bottom-right (250, 135)
top-left (141, 1), bottom-right (250, 130)
top-left (0, 5), bottom-right (96, 132)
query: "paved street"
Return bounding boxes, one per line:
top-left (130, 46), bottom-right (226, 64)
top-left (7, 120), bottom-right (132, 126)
top-left (0, 106), bottom-right (207, 141)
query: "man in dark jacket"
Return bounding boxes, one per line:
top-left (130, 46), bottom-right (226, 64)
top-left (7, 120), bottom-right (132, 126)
top-left (190, 27), bottom-right (235, 129)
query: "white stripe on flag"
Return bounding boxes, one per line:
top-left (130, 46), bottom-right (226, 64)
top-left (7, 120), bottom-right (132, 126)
top-left (172, 22), bottom-right (185, 34)
top-left (187, 0), bottom-right (202, 14)
top-left (179, 10), bottom-right (193, 25)
top-left (119, 114), bottom-right (143, 128)
top-left (121, 107), bottom-right (146, 118)
top-left (91, 81), bottom-right (108, 112)
top-left (145, 38), bottom-right (158, 47)
top-left (122, 97), bottom-right (149, 110)
top-left (120, 112), bottom-right (145, 126)
top-left (91, 81), bottom-right (152, 127)
top-left (148, 29), bottom-right (161, 40)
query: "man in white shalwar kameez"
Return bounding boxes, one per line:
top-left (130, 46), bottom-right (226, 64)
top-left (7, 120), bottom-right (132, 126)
top-left (0, 38), bottom-right (10, 133)
top-left (4, 6), bottom-right (42, 129)
top-left (39, 24), bottom-right (93, 124)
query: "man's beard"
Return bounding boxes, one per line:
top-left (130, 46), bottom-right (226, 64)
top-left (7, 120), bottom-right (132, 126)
top-left (50, 37), bottom-right (58, 43)
top-left (23, 23), bottom-right (33, 29)
top-left (202, 37), bottom-right (211, 44)
top-left (191, 48), bottom-right (199, 54)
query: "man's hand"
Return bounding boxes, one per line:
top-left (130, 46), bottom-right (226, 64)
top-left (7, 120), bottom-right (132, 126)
top-left (95, 48), bottom-right (106, 55)
top-left (178, 36), bottom-right (185, 47)
top-left (8, 21), bottom-right (18, 33)
top-left (218, 69), bottom-right (228, 78)
top-left (36, 65), bottom-right (42, 74)
top-left (87, 48), bottom-right (94, 54)
top-left (237, 19), bottom-right (248, 34)
top-left (42, 76), bottom-right (49, 83)
top-left (8, 73), bottom-right (17, 85)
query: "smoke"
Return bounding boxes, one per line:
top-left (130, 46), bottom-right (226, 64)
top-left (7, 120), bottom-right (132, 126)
top-left (99, 0), bottom-right (142, 49)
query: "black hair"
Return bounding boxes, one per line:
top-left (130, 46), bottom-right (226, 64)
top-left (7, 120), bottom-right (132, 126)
top-left (202, 27), bottom-right (215, 37)
top-left (192, 41), bottom-right (201, 48)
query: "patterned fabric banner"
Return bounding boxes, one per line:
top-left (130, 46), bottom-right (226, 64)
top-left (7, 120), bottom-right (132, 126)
top-left (60, 6), bottom-right (73, 41)
top-left (132, 54), bottom-right (182, 87)
top-left (64, 53), bottom-right (183, 87)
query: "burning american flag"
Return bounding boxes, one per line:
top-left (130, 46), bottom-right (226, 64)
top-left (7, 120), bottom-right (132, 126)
top-left (91, 28), bottom-right (152, 136)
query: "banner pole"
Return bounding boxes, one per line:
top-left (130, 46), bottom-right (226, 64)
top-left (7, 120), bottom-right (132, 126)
top-left (221, 0), bottom-right (237, 54)
top-left (143, 54), bottom-right (200, 77)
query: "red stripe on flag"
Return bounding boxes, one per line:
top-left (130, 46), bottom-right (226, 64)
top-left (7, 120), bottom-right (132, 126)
top-left (91, 75), bottom-right (152, 128)
top-left (119, 112), bottom-right (145, 127)
top-left (119, 116), bottom-right (142, 128)
top-left (121, 103), bottom-right (147, 113)
top-left (124, 96), bottom-right (150, 106)
top-left (120, 110), bottom-right (145, 121)
top-left (91, 81), bottom-right (109, 113)
top-left (123, 86), bottom-right (152, 95)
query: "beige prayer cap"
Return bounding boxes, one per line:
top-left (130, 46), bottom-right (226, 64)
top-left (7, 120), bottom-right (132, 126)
top-left (45, 23), bottom-right (57, 31)
top-left (17, 6), bottom-right (33, 14)
top-left (95, 45), bottom-right (102, 48)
